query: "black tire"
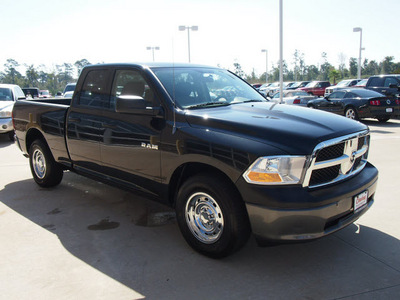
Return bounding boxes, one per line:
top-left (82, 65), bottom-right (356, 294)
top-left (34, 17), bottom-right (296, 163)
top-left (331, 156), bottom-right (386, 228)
top-left (377, 117), bottom-right (390, 123)
top-left (29, 139), bottom-right (63, 187)
top-left (308, 105), bottom-right (315, 109)
top-left (344, 107), bottom-right (359, 120)
top-left (175, 174), bottom-right (251, 258)
top-left (8, 131), bottom-right (14, 141)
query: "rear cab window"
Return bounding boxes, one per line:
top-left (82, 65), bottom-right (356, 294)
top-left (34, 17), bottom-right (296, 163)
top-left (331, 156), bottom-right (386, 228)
top-left (76, 69), bottom-right (111, 108)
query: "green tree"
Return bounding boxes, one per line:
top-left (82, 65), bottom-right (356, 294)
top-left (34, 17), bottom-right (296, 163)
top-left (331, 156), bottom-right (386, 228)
top-left (3, 59), bottom-right (22, 84)
top-left (319, 52), bottom-right (332, 80)
top-left (74, 59), bottom-right (91, 76)
top-left (328, 67), bottom-right (340, 84)
top-left (232, 61), bottom-right (244, 78)
top-left (381, 56), bottom-right (395, 74)
top-left (305, 65), bottom-right (319, 81)
top-left (349, 57), bottom-right (358, 77)
top-left (363, 59), bottom-right (379, 76)
top-left (25, 65), bottom-right (39, 87)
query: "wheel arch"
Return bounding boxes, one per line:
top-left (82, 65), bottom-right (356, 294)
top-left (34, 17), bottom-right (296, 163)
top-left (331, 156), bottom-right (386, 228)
top-left (168, 162), bottom-right (243, 208)
top-left (344, 105), bottom-right (359, 119)
top-left (25, 128), bottom-right (47, 155)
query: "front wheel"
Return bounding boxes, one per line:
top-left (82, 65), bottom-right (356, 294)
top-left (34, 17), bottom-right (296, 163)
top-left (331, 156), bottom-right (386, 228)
top-left (8, 131), bottom-right (14, 141)
top-left (175, 174), bottom-right (251, 258)
top-left (29, 140), bottom-right (63, 187)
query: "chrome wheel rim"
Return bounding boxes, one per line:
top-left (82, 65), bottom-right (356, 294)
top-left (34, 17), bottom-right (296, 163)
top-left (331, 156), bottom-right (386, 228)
top-left (185, 192), bottom-right (224, 244)
top-left (32, 149), bottom-right (46, 179)
top-left (346, 109), bottom-right (356, 119)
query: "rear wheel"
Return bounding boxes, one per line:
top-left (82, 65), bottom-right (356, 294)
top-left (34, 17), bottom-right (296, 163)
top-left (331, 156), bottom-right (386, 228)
top-left (175, 174), bottom-right (251, 258)
top-left (345, 107), bottom-right (359, 120)
top-left (29, 139), bottom-right (63, 187)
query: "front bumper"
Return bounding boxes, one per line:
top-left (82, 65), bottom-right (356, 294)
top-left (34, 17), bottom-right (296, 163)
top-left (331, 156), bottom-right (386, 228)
top-left (0, 118), bottom-right (13, 133)
top-left (237, 162), bottom-right (378, 245)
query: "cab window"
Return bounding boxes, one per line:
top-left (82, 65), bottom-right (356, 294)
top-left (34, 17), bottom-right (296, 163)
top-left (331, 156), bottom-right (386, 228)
top-left (77, 69), bottom-right (110, 108)
top-left (384, 77), bottom-right (399, 87)
top-left (110, 69), bottom-right (156, 110)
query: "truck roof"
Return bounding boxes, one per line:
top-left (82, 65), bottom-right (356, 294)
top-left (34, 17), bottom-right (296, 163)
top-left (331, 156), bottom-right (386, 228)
top-left (82, 62), bottom-right (219, 70)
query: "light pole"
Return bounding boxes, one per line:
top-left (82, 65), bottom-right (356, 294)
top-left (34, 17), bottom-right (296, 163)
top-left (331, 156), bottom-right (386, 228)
top-left (353, 27), bottom-right (365, 80)
top-left (146, 46), bottom-right (160, 62)
top-left (178, 25), bottom-right (198, 63)
top-left (261, 49), bottom-right (268, 84)
top-left (279, 0), bottom-right (283, 104)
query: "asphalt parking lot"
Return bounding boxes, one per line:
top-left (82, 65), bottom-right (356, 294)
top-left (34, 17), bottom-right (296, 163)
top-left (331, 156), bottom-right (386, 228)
top-left (1, 118), bottom-right (399, 300)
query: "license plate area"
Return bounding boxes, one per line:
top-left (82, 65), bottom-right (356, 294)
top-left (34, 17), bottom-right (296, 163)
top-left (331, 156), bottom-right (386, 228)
top-left (386, 108), bottom-right (393, 113)
top-left (354, 191), bottom-right (368, 212)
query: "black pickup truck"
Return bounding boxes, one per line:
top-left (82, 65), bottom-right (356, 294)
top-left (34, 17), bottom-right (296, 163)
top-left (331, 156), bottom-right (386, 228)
top-left (365, 74), bottom-right (400, 118)
top-left (12, 63), bottom-right (378, 258)
top-left (365, 74), bottom-right (400, 97)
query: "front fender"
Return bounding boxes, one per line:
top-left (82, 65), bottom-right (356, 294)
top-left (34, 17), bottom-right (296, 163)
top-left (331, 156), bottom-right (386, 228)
top-left (161, 126), bottom-right (288, 184)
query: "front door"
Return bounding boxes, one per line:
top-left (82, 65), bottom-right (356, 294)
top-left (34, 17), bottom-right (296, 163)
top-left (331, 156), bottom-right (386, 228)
top-left (99, 68), bottom-right (164, 196)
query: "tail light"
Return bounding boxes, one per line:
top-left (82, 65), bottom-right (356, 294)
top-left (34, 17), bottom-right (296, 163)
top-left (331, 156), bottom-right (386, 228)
top-left (396, 99), bottom-right (400, 105)
top-left (293, 98), bottom-right (301, 104)
top-left (370, 100), bottom-right (381, 106)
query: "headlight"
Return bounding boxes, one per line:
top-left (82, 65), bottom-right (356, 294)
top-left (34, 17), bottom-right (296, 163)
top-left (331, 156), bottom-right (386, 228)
top-left (243, 156), bottom-right (307, 185)
top-left (0, 109), bottom-right (12, 118)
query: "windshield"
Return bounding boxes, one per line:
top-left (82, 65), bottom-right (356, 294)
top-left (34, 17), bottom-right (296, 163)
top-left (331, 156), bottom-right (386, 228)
top-left (152, 67), bottom-right (266, 109)
top-left (291, 82), bottom-right (302, 88)
top-left (0, 88), bottom-right (13, 101)
top-left (305, 81), bottom-right (318, 88)
top-left (336, 80), bottom-right (351, 87)
top-left (269, 82), bottom-right (280, 87)
top-left (357, 79), bottom-right (367, 86)
top-left (64, 84), bottom-right (76, 93)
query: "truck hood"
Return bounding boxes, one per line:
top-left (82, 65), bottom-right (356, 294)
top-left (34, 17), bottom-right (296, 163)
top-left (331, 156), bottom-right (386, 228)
top-left (0, 101), bottom-right (14, 111)
top-left (184, 102), bottom-right (367, 155)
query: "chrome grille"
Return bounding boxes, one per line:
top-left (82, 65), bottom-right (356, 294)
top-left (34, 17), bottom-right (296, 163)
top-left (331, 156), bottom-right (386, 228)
top-left (303, 130), bottom-right (370, 188)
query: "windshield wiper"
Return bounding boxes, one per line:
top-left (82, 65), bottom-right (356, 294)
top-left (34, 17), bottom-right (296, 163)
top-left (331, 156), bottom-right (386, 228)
top-left (186, 102), bottom-right (231, 109)
top-left (241, 99), bottom-right (265, 103)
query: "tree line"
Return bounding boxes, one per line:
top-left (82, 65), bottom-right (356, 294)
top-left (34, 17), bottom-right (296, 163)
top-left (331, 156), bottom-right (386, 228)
top-left (1, 52), bottom-right (400, 95)
top-left (234, 51), bottom-right (400, 85)
top-left (0, 58), bottom-right (91, 95)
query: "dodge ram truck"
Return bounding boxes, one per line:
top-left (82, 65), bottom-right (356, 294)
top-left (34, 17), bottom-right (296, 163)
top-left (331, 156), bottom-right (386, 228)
top-left (12, 63), bottom-right (378, 258)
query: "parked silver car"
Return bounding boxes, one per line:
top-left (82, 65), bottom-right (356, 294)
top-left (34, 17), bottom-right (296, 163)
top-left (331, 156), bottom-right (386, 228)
top-left (0, 84), bottom-right (25, 140)
top-left (271, 90), bottom-right (318, 106)
top-left (324, 79), bottom-right (361, 97)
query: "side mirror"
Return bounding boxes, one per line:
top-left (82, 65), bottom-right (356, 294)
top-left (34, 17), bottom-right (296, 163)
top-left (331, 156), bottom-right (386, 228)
top-left (389, 83), bottom-right (399, 89)
top-left (115, 95), bottom-right (162, 116)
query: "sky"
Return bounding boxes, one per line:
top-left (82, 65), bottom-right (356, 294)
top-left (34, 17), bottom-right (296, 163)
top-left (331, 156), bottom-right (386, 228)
top-left (1, 0), bottom-right (400, 77)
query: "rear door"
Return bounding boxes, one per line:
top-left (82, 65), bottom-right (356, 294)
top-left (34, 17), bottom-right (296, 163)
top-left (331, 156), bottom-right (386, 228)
top-left (66, 68), bottom-right (112, 174)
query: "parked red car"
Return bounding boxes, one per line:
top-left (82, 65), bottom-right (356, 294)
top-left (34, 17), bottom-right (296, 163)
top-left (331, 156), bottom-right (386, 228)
top-left (299, 81), bottom-right (330, 97)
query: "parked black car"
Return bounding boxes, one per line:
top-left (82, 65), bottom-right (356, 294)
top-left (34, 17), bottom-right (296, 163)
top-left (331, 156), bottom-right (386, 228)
top-left (307, 88), bottom-right (400, 122)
